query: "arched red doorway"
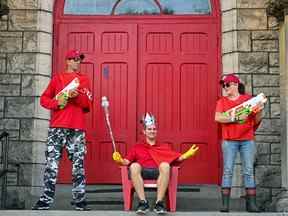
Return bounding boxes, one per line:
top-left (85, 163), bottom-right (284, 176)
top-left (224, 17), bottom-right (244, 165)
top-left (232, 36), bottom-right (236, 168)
top-left (53, 0), bottom-right (222, 184)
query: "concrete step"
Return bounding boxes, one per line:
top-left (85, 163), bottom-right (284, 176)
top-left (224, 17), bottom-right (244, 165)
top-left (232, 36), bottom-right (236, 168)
top-left (30, 184), bottom-right (247, 212)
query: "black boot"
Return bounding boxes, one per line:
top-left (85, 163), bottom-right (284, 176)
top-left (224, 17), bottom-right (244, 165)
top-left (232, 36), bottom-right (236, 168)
top-left (246, 188), bottom-right (260, 212)
top-left (220, 188), bottom-right (230, 212)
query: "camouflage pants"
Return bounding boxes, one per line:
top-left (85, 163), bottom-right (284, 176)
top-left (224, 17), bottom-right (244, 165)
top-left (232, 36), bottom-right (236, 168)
top-left (39, 128), bottom-right (87, 205)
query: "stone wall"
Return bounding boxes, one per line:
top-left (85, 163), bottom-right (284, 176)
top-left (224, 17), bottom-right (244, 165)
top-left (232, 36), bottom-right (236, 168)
top-left (221, 0), bottom-right (281, 211)
top-left (0, 0), bottom-right (53, 209)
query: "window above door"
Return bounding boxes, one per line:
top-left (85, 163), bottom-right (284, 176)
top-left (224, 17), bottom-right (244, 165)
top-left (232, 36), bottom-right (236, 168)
top-left (63, 0), bottom-right (212, 15)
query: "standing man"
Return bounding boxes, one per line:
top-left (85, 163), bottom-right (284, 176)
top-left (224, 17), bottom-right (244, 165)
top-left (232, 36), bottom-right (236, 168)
top-left (113, 113), bottom-right (199, 214)
top-left (32, 50), bottom-right (92, 211)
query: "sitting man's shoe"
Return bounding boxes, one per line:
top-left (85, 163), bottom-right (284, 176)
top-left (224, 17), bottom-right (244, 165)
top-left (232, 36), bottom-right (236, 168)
top-left (32, 200), bottom-right (50, 210)
top-left (153, 200), bottom-right (166, 214)
top-left (136, 200), bottom-right (149, 214)
top-left (74, 201), bottom-right (91, 211)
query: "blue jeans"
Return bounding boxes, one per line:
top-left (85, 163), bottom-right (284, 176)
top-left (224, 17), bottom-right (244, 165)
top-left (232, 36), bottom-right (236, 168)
top-left (221, 140), bottom-right (256, 188)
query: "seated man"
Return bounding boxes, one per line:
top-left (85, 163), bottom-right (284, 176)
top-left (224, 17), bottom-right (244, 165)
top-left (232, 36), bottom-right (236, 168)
top-left (113, 113), bottom-right (199, 214)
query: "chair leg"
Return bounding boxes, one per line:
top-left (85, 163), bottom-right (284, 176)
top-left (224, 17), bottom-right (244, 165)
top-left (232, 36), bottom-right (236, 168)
top-left (123, 184), bottom-right (134, 211)
top-left (167, 168), bottom-right (178, 212)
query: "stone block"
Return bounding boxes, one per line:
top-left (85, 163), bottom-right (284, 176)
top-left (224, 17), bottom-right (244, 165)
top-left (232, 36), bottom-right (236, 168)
top-left (0, 119), bottom-right (20, 130)
top-left (256, 187), bottom-right (272, 211)
top-left (252, 31), bottom-right (279, 40)
top-left (5, 186), bottom-right (27, 209)
top-left (30, 164), bottom-right (45, 189)
top-left (269, 67), bottom-right (279, 74)
top-left (0, 19), bottom-right (8, 30)
top-left (254, 87), bottom-right (279, 97)
top-left (238, 74), bottom-right (252, 92)
top-left (257, 119), bottom-right (280, 134)
top-left (222, 31), bottom-right (237, 53)
top-left (22, 75), bottom-right (51, 96)
top-left (23, 32), bottom-right (52, 53)
top-left (222, 52), bottom-right (239, 73)
top-left (269, 53), bottom-right (279, 67)
top-left (252, 75), bottom-right (279, 87)
top-left (271, 103), bottom-right (280, 118)
top-left (20, 119), bottom-right (49, 141)
top-left (8, 0), bottom-right (38, 9)
top-left (0, 32), bottom-right (22, 53)
top-left (253, 40), bottom-right (278, 52)
top-left (36, 54), bottom-right (52, 76)
top-left (7, 54), bottom-right (36, 74)
top-left (38, 32), bottom-right (52, 54)
top-left (222, 10), bottom-right (237, 32)
top-left (0, 97), bottom-right (4, 110)
top-left (0, 74), bottom-right (21, 84)
top-left (38, 11), bottom-right (52, 33)
top-left (221, 0), bottom-right (236, 11)
top-left (256, 166), bottom-right (281, 187)
top-left (255, 142), bottom-right (270, 165)
top-left (237, 31), bottom-right (251, 51)
top-left (271, 143), bottom-right (280, 154)
top-left (0, 58), bottom-right (6, 73)
top-left (271, 154), bottom-right (281, 165)
top-left (8, 140), bottom-right (33, 164)
top-left (268, 16), bottom-right (279, 30)
top-left (270, 97), bottom-right (280, 103)
top-left (255, 135), bottom-right (280, 143)
top-left (239, 52), bottom-right (268, 74)
top-left (238, 9), bottom-right (267, 30)
top-left (237, 0), bottom-right (269, 8)
top-left (39, 0), bottom-right (53, 12)
top-left (8, 10), bottom-right (38, 31)
top-left (0, 84), bottom-right (20, 96)
top-left (23, 32), bottom-right (37, 52)
top-left (34, 98), bottom-right (50, 119)
top-left (5, 97), bottom-right (35, 118)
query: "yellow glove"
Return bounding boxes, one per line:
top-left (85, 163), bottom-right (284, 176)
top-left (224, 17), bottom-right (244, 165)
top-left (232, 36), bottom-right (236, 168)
top-left (112, 151), bottom-right (124, 164)
top-left (181, 144), bottom-right (199, 160)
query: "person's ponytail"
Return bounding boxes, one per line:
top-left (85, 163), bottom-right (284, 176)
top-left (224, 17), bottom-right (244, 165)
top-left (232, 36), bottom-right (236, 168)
top-left (238, 83), bottom-right (245, 95)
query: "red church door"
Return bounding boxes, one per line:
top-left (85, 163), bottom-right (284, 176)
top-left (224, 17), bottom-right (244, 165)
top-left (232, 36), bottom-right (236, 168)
top-left (138, 24), bottom-right (219, 184)
top-left (55, 23), bottom-right (138, 183)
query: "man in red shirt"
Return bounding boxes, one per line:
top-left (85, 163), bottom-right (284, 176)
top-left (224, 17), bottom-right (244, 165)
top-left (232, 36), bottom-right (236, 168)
top-left (32, 49), bottom-right (92, 211)
top-left (215, 74), bottom-right (264, 213)
top-left (113, 113), bottom-right (199, 214)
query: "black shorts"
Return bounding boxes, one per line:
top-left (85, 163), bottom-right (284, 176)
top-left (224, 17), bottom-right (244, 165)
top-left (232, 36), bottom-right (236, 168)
top-left (129, 168), bottom-right (159, 180)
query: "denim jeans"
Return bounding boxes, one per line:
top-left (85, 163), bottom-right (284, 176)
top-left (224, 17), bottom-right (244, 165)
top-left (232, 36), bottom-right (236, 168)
top-left (221, 140), bottom-right (256, 188)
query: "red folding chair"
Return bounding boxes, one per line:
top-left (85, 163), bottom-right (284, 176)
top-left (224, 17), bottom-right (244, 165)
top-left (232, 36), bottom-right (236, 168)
top-left (120, 166), bottom-right (179, 212)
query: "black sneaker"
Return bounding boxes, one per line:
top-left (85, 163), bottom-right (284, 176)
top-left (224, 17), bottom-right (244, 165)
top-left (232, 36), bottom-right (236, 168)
top-left (32, 200), bottom-right (50, 210)
top-left (153, 200), bottom-right (166, 214)
top-left (136, 200), bottom-right (149, 214)
top-left (74, 201), bottom-right (91, 211)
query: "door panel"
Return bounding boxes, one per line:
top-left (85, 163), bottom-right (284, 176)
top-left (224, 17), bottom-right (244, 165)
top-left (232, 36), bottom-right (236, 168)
top-left (138, 24), bottom-right (219, 184)
top-left (56, 24), bottom-right (137, 183)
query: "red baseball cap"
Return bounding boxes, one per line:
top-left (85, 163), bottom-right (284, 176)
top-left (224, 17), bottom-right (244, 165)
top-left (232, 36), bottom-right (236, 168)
top-left (65, 49), bottom-right (85, 60)
top-left (220, 74), bottom-right (240, 84)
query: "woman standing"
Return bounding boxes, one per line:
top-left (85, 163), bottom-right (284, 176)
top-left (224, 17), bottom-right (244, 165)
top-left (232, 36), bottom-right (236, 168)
top-left (215, 74), bottom-right (264, 212)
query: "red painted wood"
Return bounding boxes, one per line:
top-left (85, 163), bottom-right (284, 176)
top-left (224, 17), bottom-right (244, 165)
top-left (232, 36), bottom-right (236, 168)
top-left (53, 0), bottom-right (221, 184)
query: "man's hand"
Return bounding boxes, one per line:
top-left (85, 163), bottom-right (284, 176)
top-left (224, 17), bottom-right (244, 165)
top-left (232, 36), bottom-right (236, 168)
top-left (112, 151), bottom-right (124, 164)
top-left (180, 144), bottom-right (199, 160)
top-left (68, 89), bottom-right (79, 98)
top-left (57, 92), bottom-right (68, 109)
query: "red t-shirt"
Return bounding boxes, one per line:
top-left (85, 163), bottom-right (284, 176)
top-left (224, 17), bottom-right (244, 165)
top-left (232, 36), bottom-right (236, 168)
top-left (125, 141), bottom-right (181, 168)
top-left (40, 71), bottom-right (92, 130)
top-left (215, 94), bottom-right (257, 140)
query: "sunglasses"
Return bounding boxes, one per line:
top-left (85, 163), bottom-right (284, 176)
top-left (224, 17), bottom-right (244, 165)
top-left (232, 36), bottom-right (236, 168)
top-left (146, 128), bottom-right (157, 131)
top-left (68, 58), bottom-right (82, 62)
top-left (222, 83), bottom-right (231, 88)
